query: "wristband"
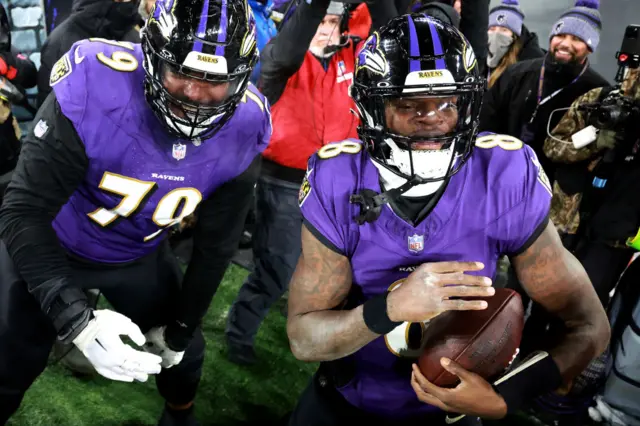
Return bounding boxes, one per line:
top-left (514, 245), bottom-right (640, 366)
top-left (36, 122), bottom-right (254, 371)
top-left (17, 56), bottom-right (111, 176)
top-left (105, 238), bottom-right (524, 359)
top-left (493, 351), bottom-right (563, 415)
top-left (363, 292), bottom-right (402, 335)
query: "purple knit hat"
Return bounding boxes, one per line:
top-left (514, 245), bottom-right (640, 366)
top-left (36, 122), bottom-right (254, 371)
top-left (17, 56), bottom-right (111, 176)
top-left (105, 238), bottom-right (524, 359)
top-left (489, 0), bottom-right (525, 37)
top-left (549, 0), bottom-right (602, 52)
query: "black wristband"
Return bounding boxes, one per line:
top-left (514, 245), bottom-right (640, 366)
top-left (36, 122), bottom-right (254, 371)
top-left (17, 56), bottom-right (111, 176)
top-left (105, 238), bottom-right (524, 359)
top-left (493, 351), bottom-right (563, 415)
top-left (363, 292), bottom-right (402, 335)
top-left (45, 287), bottom-right (90, 332)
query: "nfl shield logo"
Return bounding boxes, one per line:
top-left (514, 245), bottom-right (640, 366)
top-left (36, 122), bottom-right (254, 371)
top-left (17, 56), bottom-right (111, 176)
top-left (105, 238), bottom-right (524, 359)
top-left (172, 143), bottom-right (186, 160)
top-left (408, 234), bottom-right (424, 253)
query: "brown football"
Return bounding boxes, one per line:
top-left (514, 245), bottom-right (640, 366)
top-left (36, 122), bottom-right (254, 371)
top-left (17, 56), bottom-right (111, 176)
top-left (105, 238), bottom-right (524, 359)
top-left (417, 288), bottom-right (524, 387)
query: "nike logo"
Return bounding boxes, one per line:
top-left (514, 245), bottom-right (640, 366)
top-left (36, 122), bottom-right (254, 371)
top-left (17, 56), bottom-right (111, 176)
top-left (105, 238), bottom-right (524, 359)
top-left (445, 414), bottom-right (466, 424)
top-left (74, 47), bottom-right (85, 64)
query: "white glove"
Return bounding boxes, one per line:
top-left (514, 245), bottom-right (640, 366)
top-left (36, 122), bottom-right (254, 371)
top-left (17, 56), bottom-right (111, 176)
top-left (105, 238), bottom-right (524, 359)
top-left (143, 326), bottom-right (185, 369)
top-left (72, 310), bottom-right (163, 382)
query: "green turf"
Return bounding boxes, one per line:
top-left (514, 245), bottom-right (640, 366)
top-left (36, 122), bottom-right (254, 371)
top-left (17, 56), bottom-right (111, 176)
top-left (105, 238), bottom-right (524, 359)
top-left (8, 265), bottom-right (317, 426)
top-left (5, 264), bottom-right (578, 426)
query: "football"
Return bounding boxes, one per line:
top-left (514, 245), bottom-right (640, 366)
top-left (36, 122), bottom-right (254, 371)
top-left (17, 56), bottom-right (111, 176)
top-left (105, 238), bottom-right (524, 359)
top-left (417, 288), bottom-right (524, 387)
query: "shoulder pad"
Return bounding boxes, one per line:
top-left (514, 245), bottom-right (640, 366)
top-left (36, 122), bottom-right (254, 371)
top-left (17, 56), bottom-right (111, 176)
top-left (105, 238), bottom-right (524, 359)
top-left (50, 38), bottom-right (140, 88)
top-left (51, 39), bottom-right (143, 124)
top-left (315, 139), bottom-right (364, 162)
top-left (473, 133), bottom-right (551, 195)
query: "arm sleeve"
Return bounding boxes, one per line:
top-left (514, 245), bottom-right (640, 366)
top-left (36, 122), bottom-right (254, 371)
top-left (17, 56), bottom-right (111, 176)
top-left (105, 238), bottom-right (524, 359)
top-left (543, 88), bottom-right (606, 163)
top-left (259, 0), bottom-right (332, 105)
top-left (7, 47), bottom-right (37, 88)
top-left (164, 100), bottom-right (273, 349)
top-left (164, 155), bottom-right (262, 350)
top-left (0, 91), bottom-right (90, 331)
top-left (500, 146), bottom-right (553, 256)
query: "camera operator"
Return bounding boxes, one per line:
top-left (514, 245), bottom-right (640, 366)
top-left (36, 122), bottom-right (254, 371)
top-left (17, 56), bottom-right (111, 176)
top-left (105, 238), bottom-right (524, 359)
top-left (0, 4), bottom-right (37, 189)
top-left (524, 51), bottom-right (640, 425)
top-left (543, 28), bottom-right (640, 306)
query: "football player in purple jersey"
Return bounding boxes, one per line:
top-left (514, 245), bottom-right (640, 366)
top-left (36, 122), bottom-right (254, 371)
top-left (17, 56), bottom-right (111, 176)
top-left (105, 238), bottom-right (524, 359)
top-left (286, 14), bottom-right (610, 426)
top-left (0, 0), bottom-right (271, 424)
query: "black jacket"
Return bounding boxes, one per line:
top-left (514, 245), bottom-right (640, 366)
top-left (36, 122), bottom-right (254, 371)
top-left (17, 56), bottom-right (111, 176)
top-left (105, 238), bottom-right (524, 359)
top-left (518, 25), bottom-right (545, 62)
top-left (479, 56), bottom-right (609, 181)
top-left (36, 0), bottom-right (140, 107)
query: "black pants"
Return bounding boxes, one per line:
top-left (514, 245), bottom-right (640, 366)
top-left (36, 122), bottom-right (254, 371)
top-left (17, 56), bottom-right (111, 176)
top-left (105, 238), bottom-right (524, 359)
top-left (226, 175), bottom-right (302, 347)
top-left (288, 370), bottom-right (482, 426)
top-left (0, 241), bottom-right (206, 424)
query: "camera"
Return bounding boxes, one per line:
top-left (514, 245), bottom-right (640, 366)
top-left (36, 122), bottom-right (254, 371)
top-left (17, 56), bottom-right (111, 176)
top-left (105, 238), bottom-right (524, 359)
top-left (614, 25), bottom-right (640, 83)
top-left (587, 92), bottom-right (640, 132)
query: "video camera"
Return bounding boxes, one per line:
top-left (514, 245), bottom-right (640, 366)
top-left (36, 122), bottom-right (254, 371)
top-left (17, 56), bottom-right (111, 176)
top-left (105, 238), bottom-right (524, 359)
top-left (615, 25), bottom-right (640, 81)
top-left (580, 25), bottom-right (640, 133)
top-left (587, 91), bottom-right (640, 132)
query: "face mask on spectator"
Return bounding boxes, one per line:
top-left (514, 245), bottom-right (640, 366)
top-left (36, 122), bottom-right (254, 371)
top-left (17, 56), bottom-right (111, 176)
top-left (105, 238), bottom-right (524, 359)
top-left (487, 32), bottom-right (514, 69)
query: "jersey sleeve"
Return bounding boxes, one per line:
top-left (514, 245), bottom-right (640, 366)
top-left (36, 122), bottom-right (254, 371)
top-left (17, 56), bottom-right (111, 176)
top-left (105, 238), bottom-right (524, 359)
top-left (499, 145), bottom-right (553, 256)
top-left (49, 40), bottom-right (90, 126)
top-left (299, 153), bottom-right (349, 255)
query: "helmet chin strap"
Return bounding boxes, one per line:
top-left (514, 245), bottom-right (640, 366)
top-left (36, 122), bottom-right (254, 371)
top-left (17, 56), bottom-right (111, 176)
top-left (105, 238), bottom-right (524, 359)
top-left (349, 135), bottom-right (453, 224)
top-left (349, 176), bottom-right (422, 225)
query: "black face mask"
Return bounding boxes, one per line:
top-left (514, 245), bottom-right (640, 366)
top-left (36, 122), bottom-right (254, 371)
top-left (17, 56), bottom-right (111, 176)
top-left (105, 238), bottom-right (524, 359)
top-left (106, 1), bottom-right (140, 39)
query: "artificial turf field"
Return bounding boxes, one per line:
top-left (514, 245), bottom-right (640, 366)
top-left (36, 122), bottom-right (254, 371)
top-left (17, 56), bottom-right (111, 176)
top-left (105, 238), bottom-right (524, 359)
top-left (8, 265), bottom-right (316, 426)
top-left (6, 262), bottom-right (587, 426)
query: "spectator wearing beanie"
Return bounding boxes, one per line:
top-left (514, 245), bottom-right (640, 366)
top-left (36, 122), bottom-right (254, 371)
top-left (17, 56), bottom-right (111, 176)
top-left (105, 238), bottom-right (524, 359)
top-left (479, 0), bottom-right (608, 186)
top-left (486, 0), bottom-right (544, 88)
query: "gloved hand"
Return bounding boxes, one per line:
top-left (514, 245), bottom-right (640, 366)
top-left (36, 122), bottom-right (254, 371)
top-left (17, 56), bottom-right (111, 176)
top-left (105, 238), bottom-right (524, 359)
top-left (72, 310), bottom-right (163, 382)
top-left (143, 326), bottom-right (185, 369)
top-left (0, 53), bottom-right (17, 80)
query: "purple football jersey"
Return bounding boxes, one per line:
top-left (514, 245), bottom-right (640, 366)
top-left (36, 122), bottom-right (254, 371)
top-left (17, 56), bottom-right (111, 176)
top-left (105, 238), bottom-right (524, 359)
top-left (49, 39), bottom-right (271, 263)
top-left (299, 135), bottom-right (552, 418)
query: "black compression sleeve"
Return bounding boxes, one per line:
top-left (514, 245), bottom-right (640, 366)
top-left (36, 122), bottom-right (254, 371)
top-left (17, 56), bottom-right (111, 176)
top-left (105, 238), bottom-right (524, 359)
top-left (0, 91), bottom-right (89, 331)
top-left (260, 0), bottom-right (332, 105)
top-left (164, 155), bottom-right (261, 351)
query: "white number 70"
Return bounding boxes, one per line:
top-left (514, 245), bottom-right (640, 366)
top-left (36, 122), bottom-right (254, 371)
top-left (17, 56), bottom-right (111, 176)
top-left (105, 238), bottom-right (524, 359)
top-left (87, 172), bottom-right (202, 241)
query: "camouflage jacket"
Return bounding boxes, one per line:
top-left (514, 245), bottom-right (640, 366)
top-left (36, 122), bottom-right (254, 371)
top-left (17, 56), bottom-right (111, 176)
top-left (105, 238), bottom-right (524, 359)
top-left (544, 71), bottom-right (640, 242)
top-left (543, 87), bottom-right (610, 235)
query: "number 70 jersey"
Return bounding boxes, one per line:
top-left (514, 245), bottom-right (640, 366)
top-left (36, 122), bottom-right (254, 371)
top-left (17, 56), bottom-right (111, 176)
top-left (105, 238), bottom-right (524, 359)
top-left (49, 39), bottom-right (271, 263)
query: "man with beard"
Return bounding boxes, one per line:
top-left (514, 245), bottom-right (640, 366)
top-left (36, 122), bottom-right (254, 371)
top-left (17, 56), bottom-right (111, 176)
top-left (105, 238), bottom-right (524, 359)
top-left (478, 0), bottom-right (608, 185)
top-left (36, 0), bottom-right (142, 108)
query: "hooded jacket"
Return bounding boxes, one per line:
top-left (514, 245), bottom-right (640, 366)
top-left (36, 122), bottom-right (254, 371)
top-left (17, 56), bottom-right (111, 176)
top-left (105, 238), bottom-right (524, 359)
top-left (518, 24), bottom-right (544, 62)
top-left (36, 0), bottom-right (141, 107)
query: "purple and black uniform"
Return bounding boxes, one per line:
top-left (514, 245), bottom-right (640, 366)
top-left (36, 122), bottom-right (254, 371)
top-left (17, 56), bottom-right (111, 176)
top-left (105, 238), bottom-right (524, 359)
top-left (299, 135), bottom-right (552, 418)
top-left (51, 39), bottom-right (270, 263)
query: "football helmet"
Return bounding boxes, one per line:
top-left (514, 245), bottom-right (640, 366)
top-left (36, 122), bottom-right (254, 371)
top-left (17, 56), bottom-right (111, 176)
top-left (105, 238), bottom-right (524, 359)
top-left (351, 14), bottom-right (484, 196)
top-left (142, 0), bottom-right (258, 140)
